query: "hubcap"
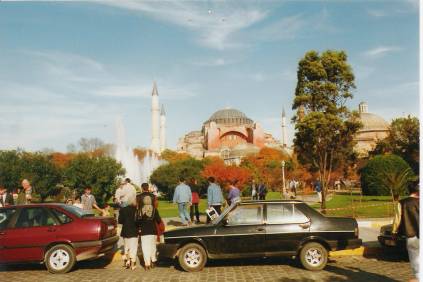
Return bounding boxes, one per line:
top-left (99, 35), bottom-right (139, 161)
top-left (305, 248), bottom-right (323, 266)
top-left (184, 248), bottom-right (201, 268)
top-left (49, 249), bottom-right (70, 270)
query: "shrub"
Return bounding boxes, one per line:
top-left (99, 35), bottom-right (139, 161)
top-left (360, 154), bottom-right (416, 197)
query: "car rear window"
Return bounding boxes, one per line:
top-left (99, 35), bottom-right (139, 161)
top-left (61, 205), bottom-right (94, 218)
top-left (50, 208), bottom-right (73, 224)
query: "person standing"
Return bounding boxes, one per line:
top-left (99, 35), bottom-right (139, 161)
top-left (258, 182), bottom-right (267, 200)
top-left (251, 180), bottom-right (258, 200)
top-left (173, 177), bottom-right (192, 226)
top-left (314, 179), bottom-right (322, 203)
top-left (118, 201), bottom-right (138, 270)
top-left (227, 180), bottom-right (241, 206)
top-left (392, 183), bottom-right (419, 282)
top-left (20, 179), bottom-right (33, 204)
top-left (0, 186), bottom-right (14, 207)
top-left (206, 177), bottom-right (223, 223)
top-left (137, 183), bottom-right (162, 270)
top-left (81, 187), bottom-right (104, 215)
top-left (189, 178), bottom-right (200, 224)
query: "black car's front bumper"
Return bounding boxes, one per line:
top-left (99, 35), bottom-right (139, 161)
top-left (157, 243), bottom-right (179, 259)
top-left (328, 238), bottom-right (362, 251)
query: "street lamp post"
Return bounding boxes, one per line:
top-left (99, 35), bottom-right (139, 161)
top-left (281, 160), bottom-right (285, 199)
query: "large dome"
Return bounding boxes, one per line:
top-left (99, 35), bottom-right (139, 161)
top-left (359, 113), bottom-right (389, 132)
top-left (206, 108), bottom-right (253, 125)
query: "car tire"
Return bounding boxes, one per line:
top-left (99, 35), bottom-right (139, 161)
top-left (45, 244), bottom-right (76, 274)
top-left (177, 243), bottom-right (207, 272)
top-left (299, 242), bottom-right (328, 271)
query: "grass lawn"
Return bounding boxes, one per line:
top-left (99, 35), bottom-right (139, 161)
top-left (311, 195), bottom-right (395, 218)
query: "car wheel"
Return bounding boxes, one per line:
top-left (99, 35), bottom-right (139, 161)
top-left (299, 242), bottom-right (328, 271)
top-left (178, 243), bottom-right (207, 272)
top-left (45, 244), bottom-right (76, 274)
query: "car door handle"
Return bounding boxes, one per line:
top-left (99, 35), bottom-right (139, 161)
top-left (299, 222), bottom-right (310, 229)
top-left (256, 227), bottom-right (265, 232)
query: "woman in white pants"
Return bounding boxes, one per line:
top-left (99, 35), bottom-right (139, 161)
top-left (137, 183), bottom-right (162, 270)
top-left (118, 203), bottom-right (138, 270)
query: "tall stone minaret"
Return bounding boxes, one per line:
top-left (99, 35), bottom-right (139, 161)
top-left (160, 104), bottom-right (166, 153)
top-left (151, 81), bottom-right (160, 154)
top-left (281, 107), bottom-right (287, 148)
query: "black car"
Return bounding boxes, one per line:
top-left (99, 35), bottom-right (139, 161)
top-left (158, 200), bottom-right (362, 272)
top-left (378, 224), bottom-right (406, 248)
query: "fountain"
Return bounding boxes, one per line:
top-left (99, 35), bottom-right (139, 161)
top-left (114, 117), bottom-right (164, 185)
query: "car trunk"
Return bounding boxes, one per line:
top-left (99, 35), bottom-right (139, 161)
top-left (84, 216), bottom-right (117, 239)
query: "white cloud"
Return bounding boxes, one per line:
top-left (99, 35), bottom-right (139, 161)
top-left (362, 46), bottom-right (401, 58)
top-left (103, 1), bottom-right (268, 50)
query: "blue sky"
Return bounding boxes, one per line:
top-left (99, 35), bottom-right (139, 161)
top-left (0, 0), bottom-right (419, 151)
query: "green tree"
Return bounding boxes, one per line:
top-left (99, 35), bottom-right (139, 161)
top-left (0, 150), bottom-right (24, 192)
top-left (63, 154), bottom-right (124, 206)
top-left (372, 116), bottom-right (419, 174)
top-left (292, 50), bottom-right (362, 210)
top-left (20, 152), bottom-right (62, 202)
top-left (150, 158), bottom-right (206, 200)
top-left (360, 154), bottom-right (416, 198)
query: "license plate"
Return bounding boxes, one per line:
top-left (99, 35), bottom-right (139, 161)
top-left (385, 239), bottom-right (396, 246)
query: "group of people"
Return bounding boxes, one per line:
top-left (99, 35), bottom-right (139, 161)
top-left (0, 179), bottom-right (33, 207)
top-left (251, 180), bottom-right (267, 200)
top-left (172, 176), bottom-right (243, 226)
top-left (116, 181), bottom-right (163, 271)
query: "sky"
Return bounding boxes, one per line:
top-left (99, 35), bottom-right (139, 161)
top-left (0, 0), bottom-right (419, 152)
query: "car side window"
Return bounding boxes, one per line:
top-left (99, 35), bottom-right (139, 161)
top-left (267, 204), bottom-right (309, 224)
top-left (15, 208), bottom-right (57, 228)
top-left (227, 204), bottom-right (263, 225)
top-left (0, 209), bottom-right (17, 230)
top-left (50, 208), bottom-right (72, 224)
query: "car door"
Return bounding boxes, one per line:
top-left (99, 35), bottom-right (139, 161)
top-left (0, 207), bottom-right (60, 262)
top-left (214, 203), bottom-right (265, 256)
top-left (0, 208), bottom-right (18, 263)
top-left (265, 203), bottom-right (310, 255)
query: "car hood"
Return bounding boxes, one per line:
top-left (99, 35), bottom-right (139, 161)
top-left (164, 224), bottom-right (215, 238)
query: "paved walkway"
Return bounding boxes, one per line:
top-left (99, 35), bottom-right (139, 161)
top-left (0, 253), bottom-right (412, 282)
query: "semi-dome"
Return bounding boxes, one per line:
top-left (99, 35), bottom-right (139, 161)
top-left (206, 108), bottom-right (253, 125)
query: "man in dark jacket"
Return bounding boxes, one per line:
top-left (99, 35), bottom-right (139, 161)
top-left (392, 183), bottom-right (419, 282)
top-left (118, 202), bottom-right (138, 270)
top-left (0, 186), bottom-right (14, 207)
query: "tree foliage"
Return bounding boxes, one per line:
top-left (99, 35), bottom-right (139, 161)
top-left (0, 150), bottom-right (25, 192)
top-left (202, 158), bottom-right (252, 189)
top-left (150, 157), bottom-right (206, 200)
top-left (160, 149), bottom-right (191, 163)
top-left (360, 154), bottom-right (416, 197)
top-left (63, 154), bottom-right (124, 206)
top-left (292, 50), bottom-right (361, 209)
top-left (371, 116), bottom-right (419, 174)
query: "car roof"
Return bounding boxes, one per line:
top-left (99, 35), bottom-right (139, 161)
top-left (241, 200), bottom-right (305, 204)
top-left (0, 203), bottom-right (66, 209)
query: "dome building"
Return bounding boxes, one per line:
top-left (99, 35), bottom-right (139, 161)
top-left (177, 108), bottom-right (285, 164)
top-left (354, 102), bottom-right (390, 157)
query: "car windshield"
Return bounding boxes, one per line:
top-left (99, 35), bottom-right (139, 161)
top-left (212, 202), bottom-right (236, 225)
top-left (61, 205), bottom-right (95, 218)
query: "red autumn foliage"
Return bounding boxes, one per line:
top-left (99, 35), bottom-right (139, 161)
top-left (202, 158), bottom-right (252, 190)
top-left (51, 152), bottom-right (74, 168)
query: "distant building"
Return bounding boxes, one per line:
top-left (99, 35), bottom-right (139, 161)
top-left (177, 108), bottom-right (288, 165)
top-left (354, 102), bottom-right (390, 157)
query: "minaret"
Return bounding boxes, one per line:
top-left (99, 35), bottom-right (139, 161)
top-left (151, 81), bottom-right (160, 154)
top-left (160, 104), bottom-right (166, 153)
top-left (281, 107), bottom-right (287, 148)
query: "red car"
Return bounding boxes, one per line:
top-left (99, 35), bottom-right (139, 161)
top-left (0, 203), bottom-right (118, 274)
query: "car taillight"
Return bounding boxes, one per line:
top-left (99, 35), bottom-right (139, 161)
top-left (100, 222), bottom-right (107, 239)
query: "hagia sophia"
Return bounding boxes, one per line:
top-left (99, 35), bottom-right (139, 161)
top-left (149, 83), bottom-right (390, 163)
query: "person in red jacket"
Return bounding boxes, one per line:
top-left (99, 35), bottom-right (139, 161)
top-left (189, 178), bottom-right (200, 224)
